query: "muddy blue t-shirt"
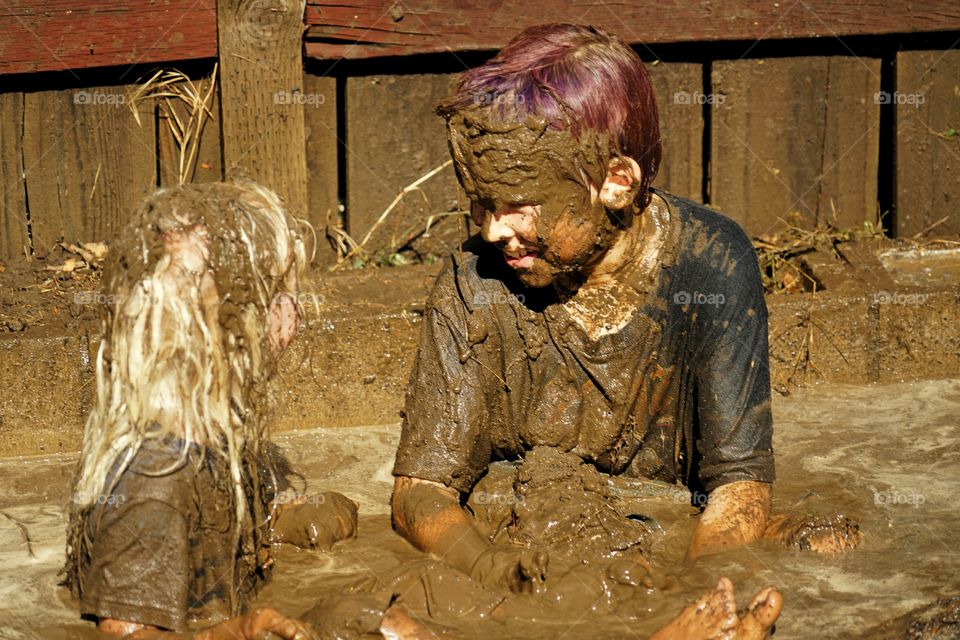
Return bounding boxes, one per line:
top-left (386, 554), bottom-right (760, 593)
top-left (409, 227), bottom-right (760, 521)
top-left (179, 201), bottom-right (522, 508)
top-left (393, 190), bottom-right (774, 494)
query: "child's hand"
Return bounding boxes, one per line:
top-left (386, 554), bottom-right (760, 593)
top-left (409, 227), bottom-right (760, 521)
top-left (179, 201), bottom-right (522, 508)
top-left (764, 513), bottom-right (861, 553)
top-left (469, 546), bottom-right (549, 594)
top-left (270, 493), bottom-right (358, 551)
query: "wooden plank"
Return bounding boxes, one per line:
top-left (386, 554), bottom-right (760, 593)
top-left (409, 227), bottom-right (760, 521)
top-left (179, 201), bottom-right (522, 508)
top-left (710, 57), bottom-right (881, 236)
top-left (818, 58), bottom-right (882, 229)
top-left (649, 62), bottom-right (703, 203)
top-left (0, 1), bottom-right (217, 75)
top-left (0, 92), bottom-right (29, 260)
top-left (218, 0), bottom-right (309, 218)
top-left (896, 49), bottom-right (960, 238)
top-left (158, 77), bottom-right (223, 187)
top-left (304, 1), bottom-right (960, 60)
top-left (21, 85), bottom-right (156, 255)
top-left (345, 73), bottom-right (459, 256)
top-left (302, 72), bottom-right (340, 267)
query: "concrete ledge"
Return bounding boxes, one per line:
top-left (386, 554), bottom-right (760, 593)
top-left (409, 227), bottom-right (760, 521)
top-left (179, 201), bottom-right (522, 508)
top-left (1, 252), bottom-right (957, 458)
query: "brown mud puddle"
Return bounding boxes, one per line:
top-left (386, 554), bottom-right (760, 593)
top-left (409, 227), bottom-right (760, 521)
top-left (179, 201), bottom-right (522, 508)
top-left (3, 379), bottom-right (960, 639)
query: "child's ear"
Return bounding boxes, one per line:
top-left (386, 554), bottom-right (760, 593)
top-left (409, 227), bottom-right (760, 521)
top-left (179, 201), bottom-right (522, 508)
top-left (269, 292), bottom-right (299, 354)
top-left (598, 156), bottom-right (643, 210)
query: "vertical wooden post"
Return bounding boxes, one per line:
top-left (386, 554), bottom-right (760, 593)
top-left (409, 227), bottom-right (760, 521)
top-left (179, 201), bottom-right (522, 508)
top-left (648, 62), bottom-right (704, 203)
top-left (711, 57), bottom-right (880, 236)
top-left (345, 74), bottom-right (459, 252)
top-left (0, 92), bottom-right (28, 260)
top-left (21, 84), bottom-right (156, 256)
top-left (217, 0), bottom-right (308, 216)
top-left (896, 49), bottom-right (960, 238)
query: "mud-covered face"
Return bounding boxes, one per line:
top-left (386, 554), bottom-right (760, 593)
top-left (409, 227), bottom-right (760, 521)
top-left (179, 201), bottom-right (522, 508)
top-left (448, 110), bottom-right (620, 288)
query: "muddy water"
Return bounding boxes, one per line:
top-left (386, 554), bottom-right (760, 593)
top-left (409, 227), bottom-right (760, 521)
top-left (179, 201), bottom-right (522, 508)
top-left (879, 247), bottom-right (960, 288)
top-left (3, 379), bottom-right (960, 638)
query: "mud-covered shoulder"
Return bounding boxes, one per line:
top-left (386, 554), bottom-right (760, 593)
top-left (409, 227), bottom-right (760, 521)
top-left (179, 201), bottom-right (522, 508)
top-left (656, 190), bottom-right (759, 287)
top-left (655, 190), bottom-right (767, 351)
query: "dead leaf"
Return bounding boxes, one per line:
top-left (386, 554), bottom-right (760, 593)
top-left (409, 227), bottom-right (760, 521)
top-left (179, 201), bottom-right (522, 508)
top-left (782, 271), bottom-right (801, 293)
top-left (44, 257), bottom-right (82, 273)
top-left (60, 241), bottom-right (108, 268)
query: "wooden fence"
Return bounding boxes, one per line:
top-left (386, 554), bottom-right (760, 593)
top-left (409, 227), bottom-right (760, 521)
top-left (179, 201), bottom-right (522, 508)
top-left (1, 1), bottom-right (958, 265)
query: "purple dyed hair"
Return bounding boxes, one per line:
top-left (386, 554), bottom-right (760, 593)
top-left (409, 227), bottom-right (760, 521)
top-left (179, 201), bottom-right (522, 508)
top-left (439, 23), bottom-right (662, 206)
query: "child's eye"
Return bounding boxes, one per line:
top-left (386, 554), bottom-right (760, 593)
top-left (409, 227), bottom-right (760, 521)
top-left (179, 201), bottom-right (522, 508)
top-left (469, 201), bottom-right (488, 224)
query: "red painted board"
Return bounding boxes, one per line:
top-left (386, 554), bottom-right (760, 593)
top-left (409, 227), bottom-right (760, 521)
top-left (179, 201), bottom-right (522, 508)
top-left (304, 0), bottom-right (960, 60)
top-left (0, 1), bottom-right (217, 75)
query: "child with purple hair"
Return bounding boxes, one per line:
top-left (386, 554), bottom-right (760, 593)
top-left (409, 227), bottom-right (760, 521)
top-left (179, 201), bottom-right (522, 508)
top-left (390, 22), bottom-right (855, 638)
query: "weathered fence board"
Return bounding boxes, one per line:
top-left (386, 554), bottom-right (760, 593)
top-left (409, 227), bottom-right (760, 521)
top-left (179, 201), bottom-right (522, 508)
top-left (710, 57), bottom-right (881, 236)
top-left (896, 49), bottom-right (960, 238)
top-left (0, 92), bottom-right (28, 260)
top-left (20, 85), bottom-right (156, 254)
top-left (649, 62), bottom-right (704, 203)
top-left (0, 1), bottom-right (217, 75)
top-left (302, 72), bottom-right (340, 266)
top-left (305, 1), bottom-right (960, 60)
top-left (345, 73), bottom-right (459, 256)
top-left (818, 58), bottom-right (882, 229)
top-left (218, 0), bottom-right (309, 217)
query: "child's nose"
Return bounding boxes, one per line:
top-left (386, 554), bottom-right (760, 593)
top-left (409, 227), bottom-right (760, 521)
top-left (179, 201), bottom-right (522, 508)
top-left (485, 213), bottom-right (516, 244)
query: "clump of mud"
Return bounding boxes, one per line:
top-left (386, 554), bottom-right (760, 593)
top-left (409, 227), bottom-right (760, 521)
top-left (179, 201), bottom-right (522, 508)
top-left (468, 447), bottom-right (657, 563)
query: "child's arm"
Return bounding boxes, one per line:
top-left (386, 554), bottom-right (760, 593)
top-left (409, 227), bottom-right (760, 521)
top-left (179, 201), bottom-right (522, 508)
top-left (392, 475), bottom-right (547, 593)
top-left (686, 480), bottom-right (772, 560)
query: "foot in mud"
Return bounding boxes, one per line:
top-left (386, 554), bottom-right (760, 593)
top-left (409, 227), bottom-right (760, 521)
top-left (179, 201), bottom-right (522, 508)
top-left (738, 587), bottom-right (783, 640)
top-left (380, 605), bottom-right (429, 640)
top-left (649, 577), bottom-right (739, 640)
top-left (764, 513), bottom-right (861, 553)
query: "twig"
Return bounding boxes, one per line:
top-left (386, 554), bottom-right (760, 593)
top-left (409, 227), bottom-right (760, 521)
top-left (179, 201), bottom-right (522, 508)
top-left (912, 215), bottom-right (950, 239)
top-left (88, 163), bottom-right (101, 202)
top-left (1, 511), bottom-right (35, 559)
top-left (345, 159), bottom-right (453, 259)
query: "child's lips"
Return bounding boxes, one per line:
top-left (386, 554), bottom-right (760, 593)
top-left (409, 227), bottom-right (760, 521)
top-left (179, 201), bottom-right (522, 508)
top-left (503, 247), bottom-right (538, 269)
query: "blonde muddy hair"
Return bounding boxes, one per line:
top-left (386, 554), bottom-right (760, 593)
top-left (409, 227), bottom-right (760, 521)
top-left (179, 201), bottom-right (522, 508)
top-left (69, 181), bottom-right (308, 581)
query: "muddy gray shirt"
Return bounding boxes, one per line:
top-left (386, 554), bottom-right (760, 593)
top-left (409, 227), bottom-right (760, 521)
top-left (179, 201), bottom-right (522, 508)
top-left (393, 190), bottom-right (774, 495)
top-left (72, 439), bottom-right (264, 630)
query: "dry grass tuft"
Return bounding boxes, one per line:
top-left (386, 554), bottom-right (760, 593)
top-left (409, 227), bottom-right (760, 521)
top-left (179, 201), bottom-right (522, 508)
top-left (128, 65), bottom-right (218, 185)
